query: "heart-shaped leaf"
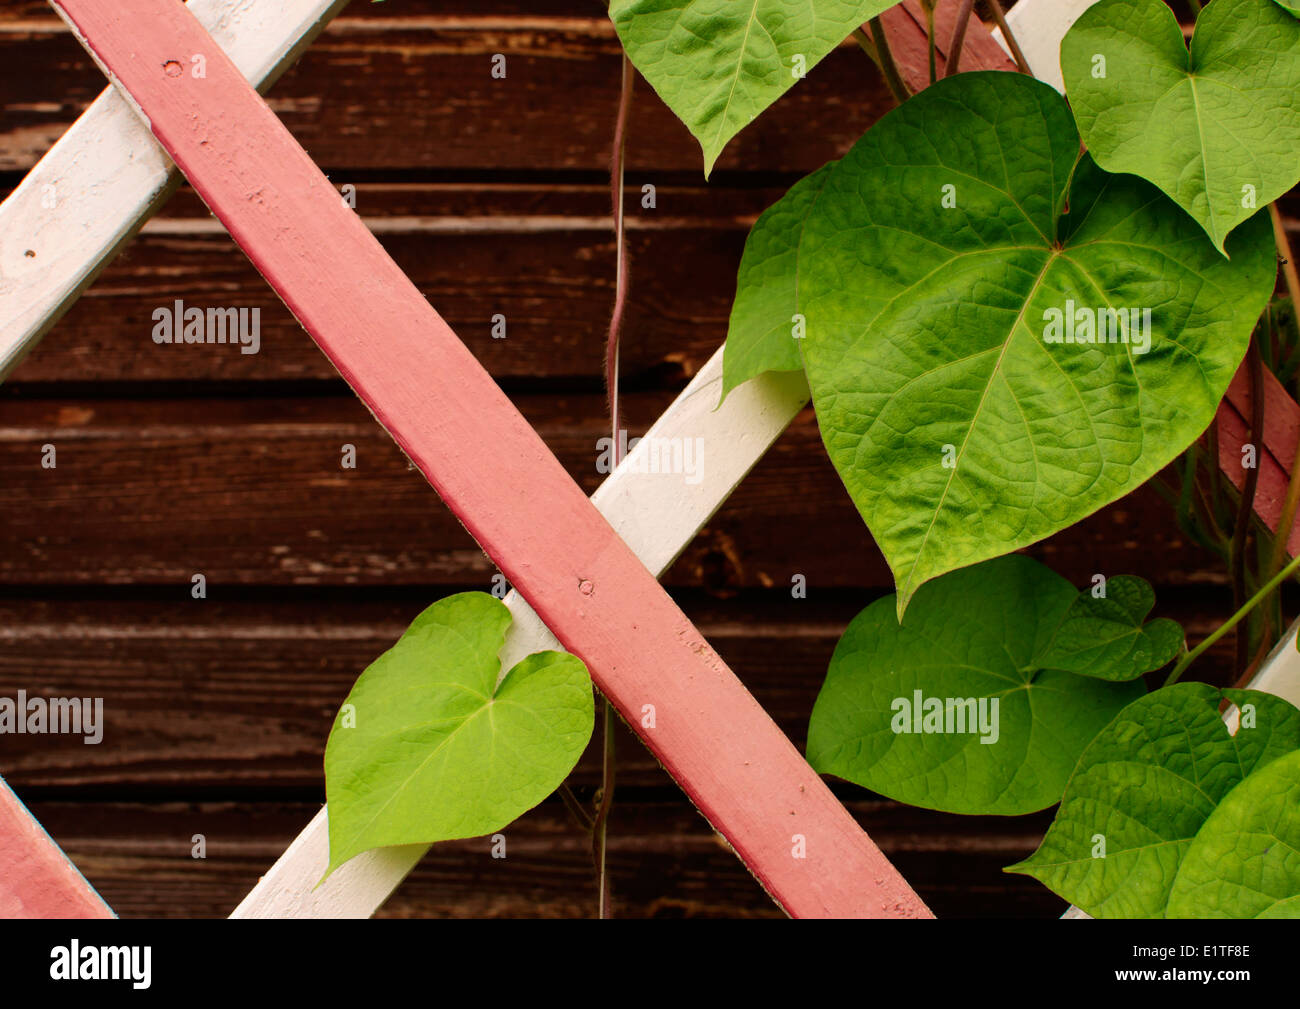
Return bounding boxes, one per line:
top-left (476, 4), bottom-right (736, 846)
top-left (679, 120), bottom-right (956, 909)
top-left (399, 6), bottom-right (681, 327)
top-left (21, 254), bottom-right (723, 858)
top-left (1007, 684), bottom-right (1300, 918)
top-left (1038, 575), bottom-right (1184, 680)
top-left (725, 70), bottom-right (1275, 615)
top-left (807, 555), bottom-right (1148, 815)
top-left (1167, 748), bottom-right (1300, 918)
top-left (323, 592), bottom-right (594, 877)
top-left (609, 1), bottom-right (900, 176)
top-left (1062, 0), bottom-right (1300, 253)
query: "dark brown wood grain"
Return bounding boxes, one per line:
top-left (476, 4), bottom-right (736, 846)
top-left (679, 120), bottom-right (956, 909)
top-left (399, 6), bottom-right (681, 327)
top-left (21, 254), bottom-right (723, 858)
top-left (0, 8), bottom-right (892, 175)
top-left (0, 394), bottom-right (1224, 590)
top-left (0, 594), bottom-right (1241, 795)
top-left (5, 183), bottom-right (1293, 387)
top-left (23, 797), bottom-right (1067, 918)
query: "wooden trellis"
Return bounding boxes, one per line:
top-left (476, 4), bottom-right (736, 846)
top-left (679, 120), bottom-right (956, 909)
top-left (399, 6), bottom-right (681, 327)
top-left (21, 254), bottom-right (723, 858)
top-left (0, 0), bottom-right (1296, 920)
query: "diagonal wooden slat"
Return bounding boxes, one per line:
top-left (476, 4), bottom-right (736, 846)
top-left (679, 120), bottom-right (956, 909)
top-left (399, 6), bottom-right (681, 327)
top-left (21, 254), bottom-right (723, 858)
top-left (878, 0), bottom-right (1017, 84)
top-left (50, 0), bottom-right (930, 919)
top-left (0, 774), bottom-right (114, 918)
top-left (0, 0), bottom-right (349, 382)
top-left (233, 351), bottom-right (812, 917)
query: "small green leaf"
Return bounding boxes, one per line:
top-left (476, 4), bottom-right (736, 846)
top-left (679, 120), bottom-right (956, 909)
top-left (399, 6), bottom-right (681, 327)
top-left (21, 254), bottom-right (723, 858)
top-left (608, 1), bottom-right (900, 176)
top-left (1062, 0), bottom-right (1300, 253)
top-left (724, 71), bottom-right (1275, 615)
top-left (1038, 575), bottom-right (1183, 680)
top-left (807, 555), bottom-right (1146, 815)
top-left (1275, 0), bottom-right (1300, 17)
top-left (720, 163), bottom-right (833, 402)
top-left (1167, 747), bottom-right (1300, 918)
top-left (1008, 684), bottom-right (1300, 918)
top-left (323, 592), bottom-right (594, 878)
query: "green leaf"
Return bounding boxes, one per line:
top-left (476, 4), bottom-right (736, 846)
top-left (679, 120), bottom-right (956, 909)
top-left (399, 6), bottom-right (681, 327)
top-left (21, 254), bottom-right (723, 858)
top-left (1007, 684), bottom-right (1300, 918)
top-left (1166, 747), bottom-right (1300, 918)
top-left (807, 555), bottom-right (1147, 815)
top-left (720, 163), bottom-right (833, 402)
top-left (1061, 0), bottom-right (1300, 254)
top-left (726, 70), bottom-right (1275, 616)
top-left (1275, 0), bottom-right (1300, 17)
top-left (323, 592), bottom-right (594, 877)
top-left (608, 1), bottom-right (900, 176)
top-left (1038, 575), bottom-right (1183, 680)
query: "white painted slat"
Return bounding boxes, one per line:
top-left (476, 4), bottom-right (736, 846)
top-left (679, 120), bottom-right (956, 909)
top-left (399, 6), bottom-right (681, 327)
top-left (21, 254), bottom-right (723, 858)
top-left (996, 0), bottom-right (1100, 92)
top-left (230, 352), bottom-right (812, 917)
top-left (0, 0), bottom-right (349, 382)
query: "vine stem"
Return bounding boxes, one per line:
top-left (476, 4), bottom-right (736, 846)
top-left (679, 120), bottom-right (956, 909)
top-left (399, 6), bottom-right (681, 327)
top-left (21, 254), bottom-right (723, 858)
top-left (922, 0), bottom-right (937, 85)
top-left (604, 53), bottom-right (633, 463)
top-left (591, 702), bottom-right (617, 919)
top-left (946, 0), bottom-right (975, 77)
top-left (1166, 550), bottom-right (1300, 685)
top-left (1256, 203), bottom-right (1300, 647)
top-left (983, 0), bottom-right (1031, 74)
top-left (1230, 338), bottom-right (1265, 676)
top-left (592, 50), bottom-right (634, 921)
top-left (860, 18), bottom-right (911, 104)
top-left (558, 782), bottom-right (593, 832)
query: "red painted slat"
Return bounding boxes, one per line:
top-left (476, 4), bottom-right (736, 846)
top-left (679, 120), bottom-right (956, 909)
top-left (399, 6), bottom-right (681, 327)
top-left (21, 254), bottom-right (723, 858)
top-left (1218, 363), bottom-right (1300, 556)
top-left (0, 775), bottom-right (114, 918)
top-left (49, 0), bottom-right (929, 918)
top-left (878, 0), bottom-right (1016, 90)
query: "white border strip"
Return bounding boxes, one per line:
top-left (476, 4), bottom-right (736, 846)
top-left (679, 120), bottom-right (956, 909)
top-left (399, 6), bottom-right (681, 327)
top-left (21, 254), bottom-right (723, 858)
top-left (0, 0), bottom-right (349, 382)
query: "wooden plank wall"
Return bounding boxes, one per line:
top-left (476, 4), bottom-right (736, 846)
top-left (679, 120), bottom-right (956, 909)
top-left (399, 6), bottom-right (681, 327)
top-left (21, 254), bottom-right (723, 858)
top-left (0, 0), bottom-right (1287, 917)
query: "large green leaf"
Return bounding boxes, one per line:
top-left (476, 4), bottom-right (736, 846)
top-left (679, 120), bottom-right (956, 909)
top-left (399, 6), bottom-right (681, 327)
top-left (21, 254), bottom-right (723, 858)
top-left (725, 71), bottom-right (1275, 616)
top-left (1167, 748), bottom-right (1300, 918)
top-left (1062, 0), bottom-right (1300, 254)
top-left (1007, 684), bottom-right (1300, 918)
top-left (807, 555), bottom-right (1147, 815)
top-left (323, 592), bottom-right (594, 877)
top-left (608, 1), bottom-right (899, 176)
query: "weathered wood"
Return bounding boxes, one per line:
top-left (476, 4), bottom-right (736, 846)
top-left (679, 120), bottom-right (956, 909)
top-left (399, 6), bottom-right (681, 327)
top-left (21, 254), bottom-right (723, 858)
top-left (1218, 362), bottom-right (1300, 558)
top-left (5, 183), bottom-right (1292, 387)
top-left (27, 798), bottom-right (1064, 919)
top-left (0, 775), bottom-right (114, 917)
top-left (0, 0), bottom-right (352, 382)
top-left (878, 0), bottom-right (1017, 89)
top-left (0, 12), bottom-right (890, 176)
top-left (51, 0), bottom-right (930, 918)
top-left (0, 593), bottom-right (1245, 792)
top-left (1, 183), bottom-right (775, 386)
top-left (0, 394), bottom-right (1224, 590)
